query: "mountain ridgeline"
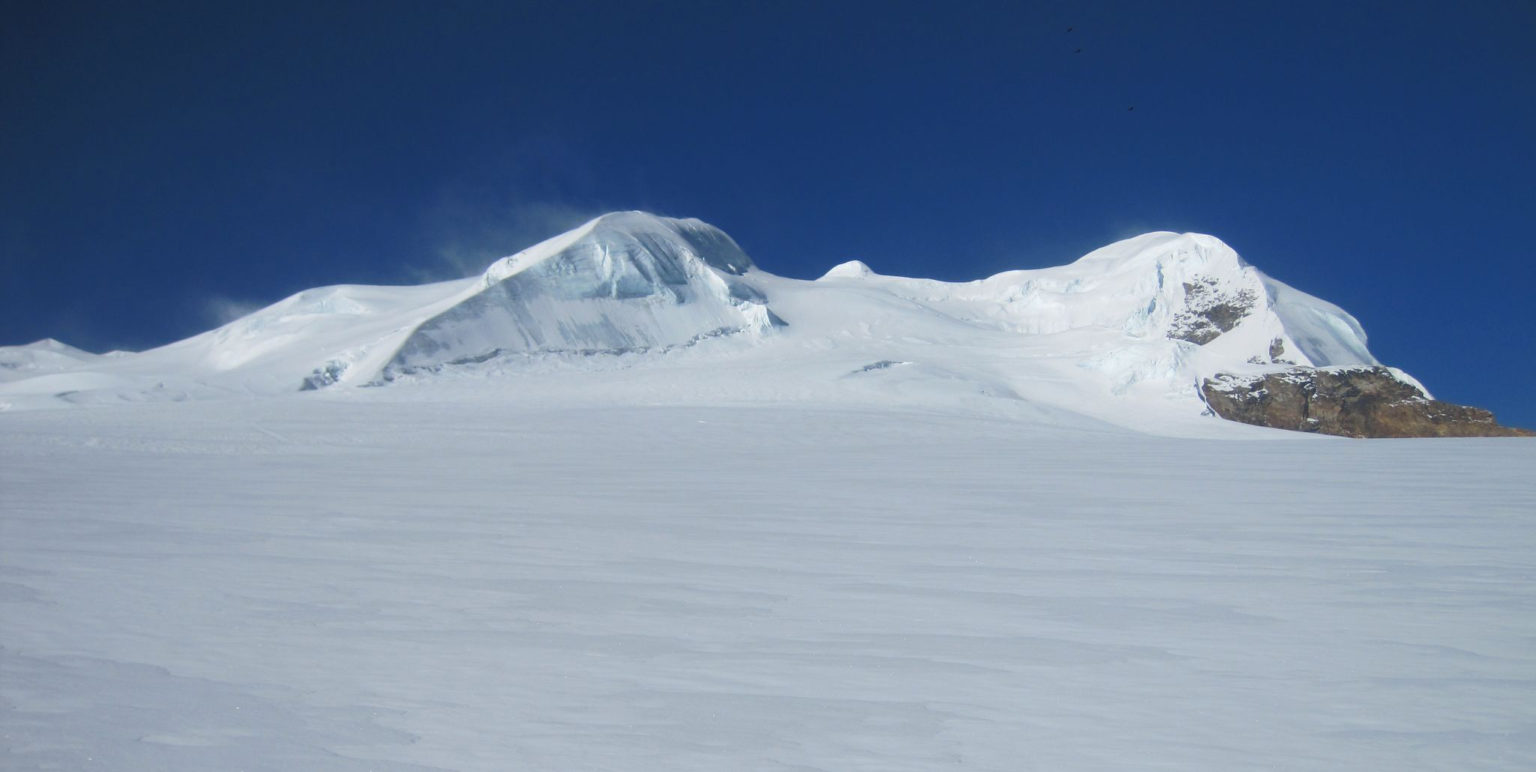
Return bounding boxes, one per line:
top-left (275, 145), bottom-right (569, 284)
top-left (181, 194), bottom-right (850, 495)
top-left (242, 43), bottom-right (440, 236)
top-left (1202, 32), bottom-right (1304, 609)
top-left (0, 212), bottom-right (1526, 438)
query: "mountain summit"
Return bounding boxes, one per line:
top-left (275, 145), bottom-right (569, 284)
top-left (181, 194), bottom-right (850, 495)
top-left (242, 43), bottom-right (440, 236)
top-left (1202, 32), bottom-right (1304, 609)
top-left (0, 212), bottom-right (1525, 437)
top-left (356, 212), bottom-right (779, 387)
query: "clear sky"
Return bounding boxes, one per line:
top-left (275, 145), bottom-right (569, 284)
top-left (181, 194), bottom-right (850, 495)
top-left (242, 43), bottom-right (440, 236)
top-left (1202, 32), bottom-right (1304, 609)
top-left (3, 1), bottom-right (1533, 426)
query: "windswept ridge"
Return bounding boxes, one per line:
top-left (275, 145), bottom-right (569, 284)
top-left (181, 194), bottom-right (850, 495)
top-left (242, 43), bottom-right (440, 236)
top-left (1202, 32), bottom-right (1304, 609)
top-left (1, 213), bottom-right (1523, 437)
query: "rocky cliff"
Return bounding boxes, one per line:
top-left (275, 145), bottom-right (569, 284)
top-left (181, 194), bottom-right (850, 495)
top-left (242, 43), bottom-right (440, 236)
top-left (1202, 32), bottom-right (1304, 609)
top-left (1201, 367), bottom-right (1532, 438)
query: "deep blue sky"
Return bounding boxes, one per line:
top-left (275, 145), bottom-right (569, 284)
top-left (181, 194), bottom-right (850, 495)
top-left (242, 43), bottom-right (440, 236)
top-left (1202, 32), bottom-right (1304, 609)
top-left (4, 1), bottom-right (1533, 425)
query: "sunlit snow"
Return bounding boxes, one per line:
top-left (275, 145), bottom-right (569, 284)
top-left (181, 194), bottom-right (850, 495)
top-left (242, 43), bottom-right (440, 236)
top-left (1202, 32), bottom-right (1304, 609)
top-left (2, 394), bottom-right (1533, 770)
top-left (0, 213), bottom-right (1378, 434)
top-left (2, 213), bottom-right (1531, 769)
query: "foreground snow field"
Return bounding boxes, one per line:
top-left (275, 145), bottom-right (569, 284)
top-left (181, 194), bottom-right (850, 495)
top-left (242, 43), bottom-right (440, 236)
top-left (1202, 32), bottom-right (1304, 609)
top-left (3, 389), bottom-right (1533, 770)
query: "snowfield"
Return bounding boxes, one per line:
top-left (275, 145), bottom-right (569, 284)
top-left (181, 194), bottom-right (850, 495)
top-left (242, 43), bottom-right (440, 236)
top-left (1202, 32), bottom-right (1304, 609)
top-left (3, 389), bottom-right (1534, 770)
top-left (0, 213), bottom-right (1386, 432)
top-left (3, 213), bottom-right (1533, 768)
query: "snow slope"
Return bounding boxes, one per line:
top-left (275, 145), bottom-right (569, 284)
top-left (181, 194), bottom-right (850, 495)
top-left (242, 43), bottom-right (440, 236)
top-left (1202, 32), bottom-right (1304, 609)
top-left (0, 339), bottom-right (102, 382)
top-left (378, 212), bottom-right (777, 383)
top-left (2, 214), bottom-right (1531, 769)
top-left (0, 213), bottom-right (1383, 436)
top-left (3, 395), bottom-right (1533, 770)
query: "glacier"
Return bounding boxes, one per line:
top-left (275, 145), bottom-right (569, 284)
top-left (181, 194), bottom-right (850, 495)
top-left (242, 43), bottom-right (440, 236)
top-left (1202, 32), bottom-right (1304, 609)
top-left (2, 212), bottom-right (1532, 770)
top-left (2, 396), bottom-right (1533, 770)
top-left (0, 212), bottom-right (1388, 437)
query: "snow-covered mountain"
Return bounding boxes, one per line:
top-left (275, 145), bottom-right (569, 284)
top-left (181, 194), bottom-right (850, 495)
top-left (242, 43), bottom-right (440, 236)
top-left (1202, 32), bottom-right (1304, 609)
top-left (6, 217), bottom-right (1536, 772)
top-left (0, 212), bottom-right (1518, 436)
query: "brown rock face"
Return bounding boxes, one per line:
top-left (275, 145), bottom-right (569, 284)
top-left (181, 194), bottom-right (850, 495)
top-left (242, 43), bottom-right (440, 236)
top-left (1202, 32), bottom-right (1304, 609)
top-left (1201, 367), bottom-right (1534, 438)
top-left (1167, 278), bottom-right (1257, 345)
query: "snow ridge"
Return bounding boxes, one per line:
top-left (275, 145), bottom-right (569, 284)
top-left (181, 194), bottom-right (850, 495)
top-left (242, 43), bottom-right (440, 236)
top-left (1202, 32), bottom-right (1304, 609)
top-left (377, 212), bottom-right (779, 382)
top-left (0, 215), bottom-right (1392, 436)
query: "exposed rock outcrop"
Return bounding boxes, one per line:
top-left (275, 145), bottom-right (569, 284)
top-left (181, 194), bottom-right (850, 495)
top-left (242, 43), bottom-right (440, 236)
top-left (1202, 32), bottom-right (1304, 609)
top-left (1202, 367), bottom-right (1533, 438)
top-left (1167, 277), bottom-right (1258, 345)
